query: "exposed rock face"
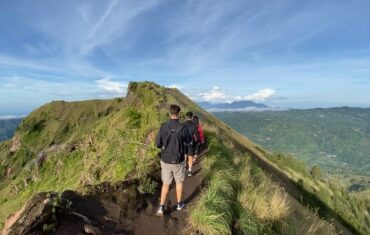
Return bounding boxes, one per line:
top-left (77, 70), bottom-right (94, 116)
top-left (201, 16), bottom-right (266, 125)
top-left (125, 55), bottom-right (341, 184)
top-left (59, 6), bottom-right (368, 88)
top-left (5, 168), bottom-right (12, 178)
top-left (144, 131), bottom-right (156, 145)
top-left (137, 131), bottom-right (157, 160)
top-left (9, 136), bottom-right (21, 153)
top-left (34, 137), bottom-right (93, 169)
top-left (2, 193), bottom-right (54, 235)
top-left (2, 180), bottom-right (146, 235)
top-left (36, 151), bottom-right (47, 168)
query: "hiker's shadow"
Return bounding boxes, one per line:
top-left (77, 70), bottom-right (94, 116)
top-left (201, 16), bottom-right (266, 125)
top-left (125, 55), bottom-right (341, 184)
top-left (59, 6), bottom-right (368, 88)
top-left (192, 168), bottom-right (201, 176)
top-left (183, 184), bottom-right (202, 205)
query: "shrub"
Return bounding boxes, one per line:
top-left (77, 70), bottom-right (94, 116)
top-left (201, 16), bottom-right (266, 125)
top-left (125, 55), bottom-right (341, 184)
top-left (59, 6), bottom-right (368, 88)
top-left (125, 108), bottom-right (142, 129)
top-left (236, 209), bottom-right (265, 235)
top-left (189, 168), bottom-right (235, 235)
top-left (310, 165), bottom-right (322, 180)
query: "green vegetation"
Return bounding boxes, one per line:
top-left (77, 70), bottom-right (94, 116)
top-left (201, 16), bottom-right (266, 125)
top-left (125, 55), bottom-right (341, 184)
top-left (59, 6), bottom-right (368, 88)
top-left (214, 109), bottom-right (370, 204)
top-left (214, 108), bottom-right (370, 176)
top-left (0, 82), bottom-right (367, 234)
top-left (0, 82), bottom-right (168, 228)
top-left (310, 165), bottom-right (323, 180)
top-left (189, 126), bottom-right (336, 235)
top-left (0, 118), bottom-right (22, 141)
top-left (262, 151), bottom-right (370, 234)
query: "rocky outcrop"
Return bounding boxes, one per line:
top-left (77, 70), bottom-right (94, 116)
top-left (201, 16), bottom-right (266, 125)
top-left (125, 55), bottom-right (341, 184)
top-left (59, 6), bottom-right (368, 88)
top-left (144, 131), bottom-right (156, 145)
top-left (36, 151), bottom-right (47, 168)
top-left (2, 180), bottom-right (146, 235)
top-left (2, 193), bottom-right (55, 235)
top-left (9, 136), bottom-right (21, 153)
top-left (5, 168), bottom-right (12, 178)
top-left (34, 136), bottom-right (94, 168)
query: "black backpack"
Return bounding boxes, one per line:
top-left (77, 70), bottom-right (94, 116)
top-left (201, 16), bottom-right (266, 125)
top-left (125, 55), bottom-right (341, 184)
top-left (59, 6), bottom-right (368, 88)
top-left (161, 123), bottom-right (186, 164)
top-left (185, 120), bottom-right (200, 143)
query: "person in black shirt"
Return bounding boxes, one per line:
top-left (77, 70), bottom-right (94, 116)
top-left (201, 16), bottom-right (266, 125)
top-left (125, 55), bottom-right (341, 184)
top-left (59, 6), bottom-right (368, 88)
top-left (183, 111), bottom-right (200, 176)
top-left (155, 104), bottom-right (192, 216)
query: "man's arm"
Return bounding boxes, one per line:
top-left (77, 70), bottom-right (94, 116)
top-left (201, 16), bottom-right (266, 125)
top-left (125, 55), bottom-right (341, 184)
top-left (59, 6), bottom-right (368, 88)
top-left (155, 125), bottom-right (163, 148)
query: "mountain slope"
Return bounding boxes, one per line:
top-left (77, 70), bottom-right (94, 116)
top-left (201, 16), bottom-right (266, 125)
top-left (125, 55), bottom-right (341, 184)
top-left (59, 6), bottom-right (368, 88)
top-left (0, 82), bottom-right (368, 234)
top-left (0, 83), bottom-right (165, 229)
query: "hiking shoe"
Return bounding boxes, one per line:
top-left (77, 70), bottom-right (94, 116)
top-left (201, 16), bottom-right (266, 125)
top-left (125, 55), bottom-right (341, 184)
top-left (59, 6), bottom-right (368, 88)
top-left (177, 202), bottom-right (186, 211)
top-left (187, 171), bottom-right (193, 177)
top-left (156, 205), bottom-right (165, 216)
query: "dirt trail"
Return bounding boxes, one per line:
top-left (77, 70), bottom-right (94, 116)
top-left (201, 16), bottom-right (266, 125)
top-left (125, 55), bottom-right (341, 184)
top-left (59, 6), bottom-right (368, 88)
top-left (134, 153), bottom-right (206, 235)
top-left (47, 151), bottom-right (207, 235)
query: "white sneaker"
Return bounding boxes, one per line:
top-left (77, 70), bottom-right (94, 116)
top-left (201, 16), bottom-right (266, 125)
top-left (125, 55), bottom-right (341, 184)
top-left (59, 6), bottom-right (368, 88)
top-left (177, 202), bottom-right (186, 210)
top-left (156, 205), bottom-right (164, 216)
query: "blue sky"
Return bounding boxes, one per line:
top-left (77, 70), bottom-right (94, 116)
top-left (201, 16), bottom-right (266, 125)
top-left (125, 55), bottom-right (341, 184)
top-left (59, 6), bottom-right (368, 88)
top-left (1, 0), bottom-right (370, 116)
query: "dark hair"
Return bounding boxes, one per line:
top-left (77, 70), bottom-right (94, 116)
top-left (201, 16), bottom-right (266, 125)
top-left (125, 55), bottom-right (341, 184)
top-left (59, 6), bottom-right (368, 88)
top-left (193, 115), bottom-right (199, 125)
top-left (170, 104), bottom-right (181, 115)
top-left (186, 111), bottom-right (193, 118)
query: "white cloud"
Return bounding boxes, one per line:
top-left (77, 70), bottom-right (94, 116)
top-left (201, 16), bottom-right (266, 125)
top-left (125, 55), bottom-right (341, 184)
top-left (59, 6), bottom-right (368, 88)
top-left (0, 115), bottom-right (25, 120)
top-left (0, 76), bottom-right (99, 98)
top-left (199, 86), bottom-right (228, 102)
top-left (95, 77), bottom-right (127, 94)
top-left (238, 88), bottom-right (276, 102)
top-left (198, 86), bottom-right (276, 103)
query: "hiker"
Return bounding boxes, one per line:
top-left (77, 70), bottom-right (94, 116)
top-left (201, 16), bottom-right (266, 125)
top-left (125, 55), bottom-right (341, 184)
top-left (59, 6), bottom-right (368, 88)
top-left (155, 104), bottom-right (192, 216)
top-left (184, 111), bottom-right (200, 177)
top-left (193, 115), bottom-right (204, 162)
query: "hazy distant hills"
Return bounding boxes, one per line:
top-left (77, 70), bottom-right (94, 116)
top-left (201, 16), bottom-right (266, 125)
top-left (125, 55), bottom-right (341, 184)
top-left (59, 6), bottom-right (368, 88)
top-left (0, 118), bottom-right (22, 141)
top-left (198, 100), bottom-right (269, 111)
top-left (214, 107), bottom-right (370, 176)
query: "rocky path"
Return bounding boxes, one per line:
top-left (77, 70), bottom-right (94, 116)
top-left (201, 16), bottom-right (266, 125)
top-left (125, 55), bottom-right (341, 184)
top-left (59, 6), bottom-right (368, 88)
top-left (134, 152), bottom-right (206, 235)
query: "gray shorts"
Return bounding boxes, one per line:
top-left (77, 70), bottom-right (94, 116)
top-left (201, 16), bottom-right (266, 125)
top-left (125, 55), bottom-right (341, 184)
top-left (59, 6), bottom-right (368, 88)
top-left (160, 160), bottom-right (186, 185)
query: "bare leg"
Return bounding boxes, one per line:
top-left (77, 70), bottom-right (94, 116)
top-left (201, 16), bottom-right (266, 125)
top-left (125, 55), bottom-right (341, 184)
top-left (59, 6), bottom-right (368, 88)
top-left (176, 182), bottom-right (183, 203)
top-left (188, 156), bottom-right (193, 172)
top-left (160, 184), bottom-right (170, 205)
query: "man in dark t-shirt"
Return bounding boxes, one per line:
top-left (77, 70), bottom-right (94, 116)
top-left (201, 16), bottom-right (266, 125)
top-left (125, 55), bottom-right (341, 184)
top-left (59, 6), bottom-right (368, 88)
top-left (155, 104), bottom-right (192, 216)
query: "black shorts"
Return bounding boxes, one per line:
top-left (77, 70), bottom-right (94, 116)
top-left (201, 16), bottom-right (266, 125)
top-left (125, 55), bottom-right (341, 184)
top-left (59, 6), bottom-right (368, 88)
top-left (194, 142), bottom-right (201, 156)
top-left (185, 145), bottom-right (195, 156)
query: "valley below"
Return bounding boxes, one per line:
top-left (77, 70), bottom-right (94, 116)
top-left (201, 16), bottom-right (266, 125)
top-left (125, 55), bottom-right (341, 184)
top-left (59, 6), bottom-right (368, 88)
top-left (214, 109), bottom-right (370, 195)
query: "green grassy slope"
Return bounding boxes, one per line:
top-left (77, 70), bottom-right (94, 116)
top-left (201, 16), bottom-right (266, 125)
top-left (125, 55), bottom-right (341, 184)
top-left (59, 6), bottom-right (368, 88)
top-left (0, 119), bottom-right (22, 141)
top-left (0, 82), bottom-right (367, 234)
top-left (189, 128), bottom-right (339, 235)
top-left (0, 82), bottom-right (165, 228)
top-left (214, 110), bottom-right (370, 234)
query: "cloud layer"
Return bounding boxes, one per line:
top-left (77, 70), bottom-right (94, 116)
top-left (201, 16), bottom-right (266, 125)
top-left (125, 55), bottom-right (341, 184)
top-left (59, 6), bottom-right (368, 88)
top-left (198, 86), bottom-right (276, 103)
top-left (238, 88), bottom-right (276, 102)
top-left (96, 78), bottom-right (127, 95)
top-left (199, 86), bottom-right (228, 102)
